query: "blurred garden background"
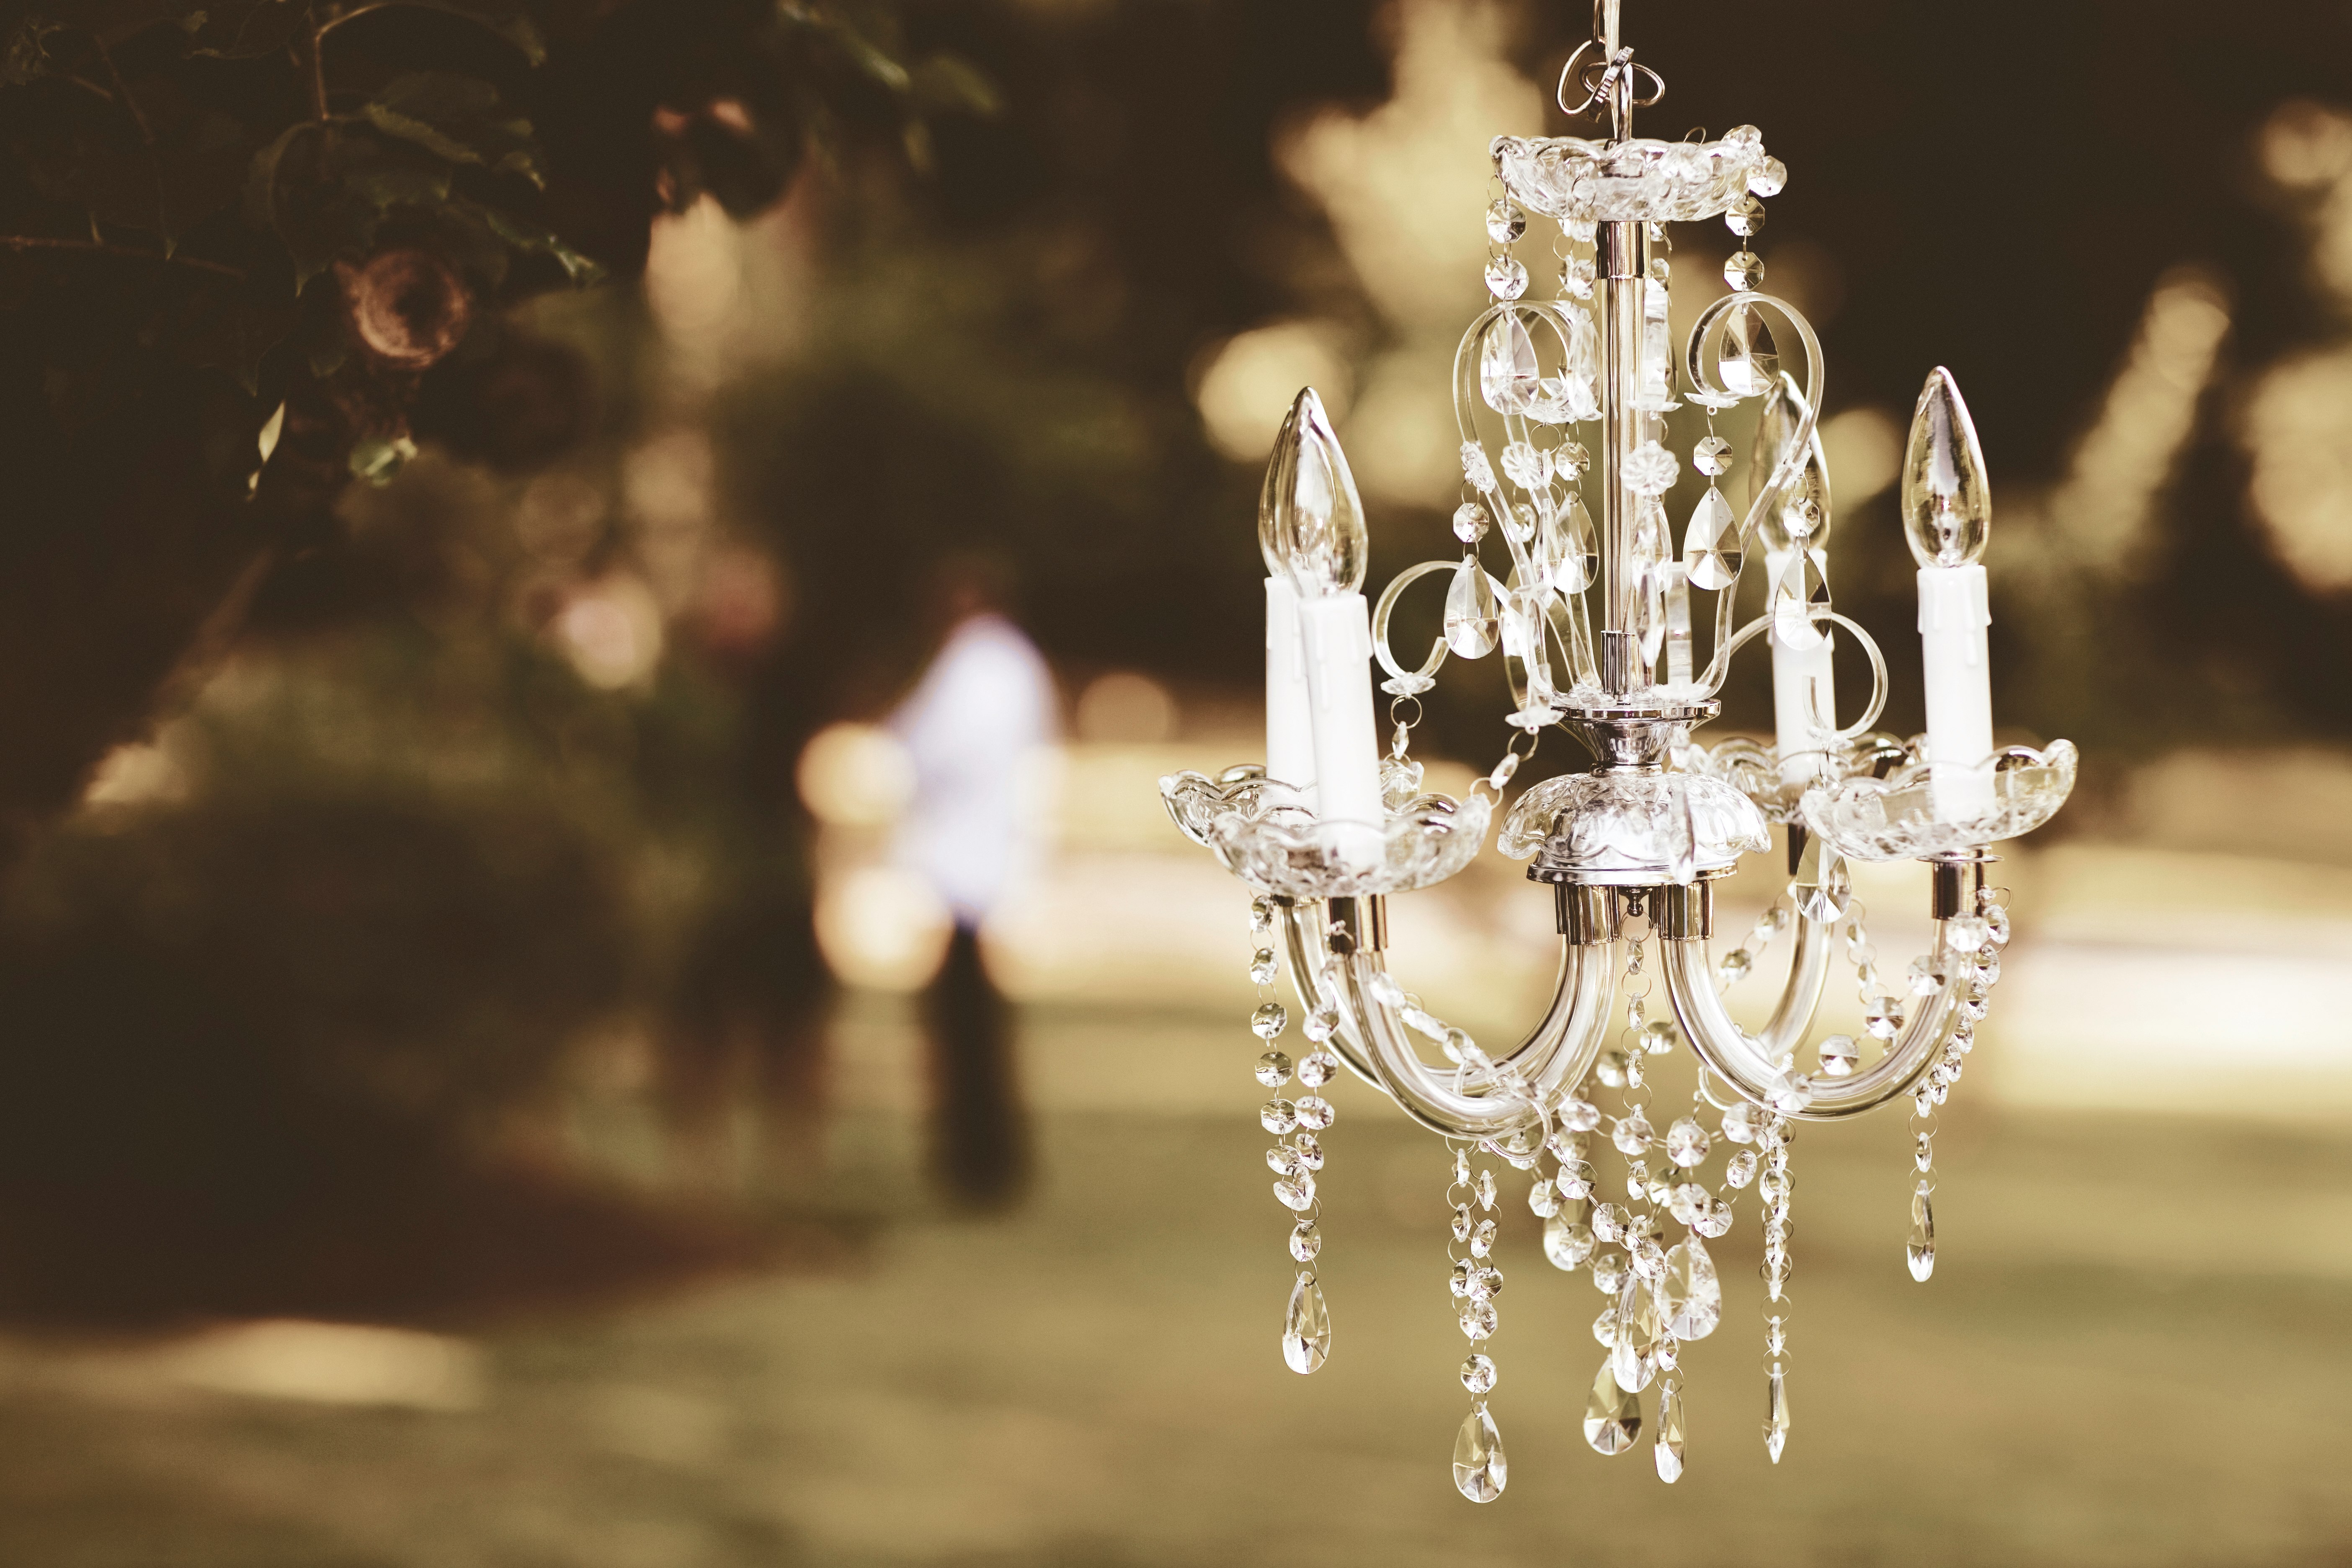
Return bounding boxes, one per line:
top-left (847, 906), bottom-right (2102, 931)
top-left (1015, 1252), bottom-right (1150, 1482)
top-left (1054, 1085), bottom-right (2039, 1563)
top-left (0, 0), bottom-right (2349, 1562)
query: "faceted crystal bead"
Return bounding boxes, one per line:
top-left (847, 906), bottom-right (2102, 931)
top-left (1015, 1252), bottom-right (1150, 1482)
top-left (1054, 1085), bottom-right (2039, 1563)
top-left (1692, 434), bottom-right (1734, 478)
top-left (1593, 1202), bottom-right (1627, 1243)
top-left (1562, 1097), bottom-right (1602, 1132)
top-left (1453, 1406), bottom-right (1507, 1502)
top-left (1249, 896), bottom-right (1275, 935)
top-left (1452, 502), bottom-right (1489, 543)
top-left (1947, 913), bottom-right (1992, 953)
top-left (1683, 485), bottom-right (1741, 590)
top-left (1590, 1250), bottom-right (1629, 1294)
top-left (1529, 1179), bottom-right (1561, 1219)
top-left (1448, 1259), bottom-right (1473, 1299)
top-left (1260, 1099), bottom-right (1298, 1135)
top-left (1596, 1050), bottom-right (1632, 1088)
top-left (1290, 1132), bottom-right (1323, 1171)
top-left (1459, 1299), bottom-right (1498, 1340)
top-left (1554, 440), bottom-right (1591, 481)
top-left (1485, 198), bottom-right (1527, 245)
top-left (1721, 1102), bottom-right (1761, 1143)
top-left (1655, 1379), bottom-right (1687, 1483)
top-left (1612, 1112), bottom-right (1654, 1155)
top-left (1267, 1145), bottom-right (1304, 1178)
top-left (1907, 955), bottom-right (1949, 997)
top-left (1696, 1199), bottom-right (1736, 1238)
top-left (1655, 1333), bottom-right (1680, 1372)
top-left (1765, 1314), bottom-right (1787, 1355)
top-left (1499, 441), bottom-right (1552, 490)
top-left (1254, 1051), bottom-right (1292, 1088)
top-left (1612, 1277), bottom-right (1662, 1392)
top-left (1556, 1159), bottom-right (1597, 1200)
top-left (1591, 1303), bottom-right (1619, 1346)
top-left (1560, 253), bottom-right (1596, 299)
top-left (1474, 1168), bottom-right (1498, 1211)
top-left (1444, 555), bottom-right (1501, 659)
top-left (1460, 1353), bottom-right (1497, 1395)
top-left (1863, 995), bottom-right (1904, 1041)
top-left (1659, 1237), bottom-right (1723, 1339)
top-left (1624, 440), bottom-right (1679, 497)
top-left (1764, 1368), bottom-right (1790, 1462)
top-left (1816, 1034), bottom-right (1859, 1077)
top-left (1290, 1220), bottom-right (1320, 1261)
top-left (1914, 1130), bottom-right (1934, 1172)
top-left (1469, 1219), bottom-right (1497, 1259)
top-left (1251, 1002), bottom-right (1288, 1040)
top-left (1274, 1175), bottom-right (1315, 1210)
top-left (1544, 1207), bottom-right (1597, 1269)
top-left (1484, 255), bottom-right (1529, 301)
top-left (1717, 948), bottom-right (1754, 985)
top-left (1466, 1265), bottom-right (1504, 1302)
top-left (1725, 194), bottom-right (1767, 237)
top-left (1984, 904), bottom-right (2012, 946)
top-left (1450, 1204), bottom-right (1474, 1243)
top-left (1302, 1006), bottom-right (1339, 1042)
top-left (1460, 441), bottom-right (1497, 494)
top-left (1584, 1362), bottom-right (1642, 1456)
top-left (1720, 1152), bottom-right (1756, 1194)
top-left (1666, 1180), bottom-right (1708, 1225)
top-left (1640, 1019), bottom-right (1679, 1056)
top-left (1630, 1237), bottom-right (1668, 1282)
top-left (1295, 1096), bottom-right (1334, 1130)
top-left (1249, 948), bottom-right (1279, 985)
top-left (1750, 156), bottom-right (1789, 197)
top-left (1723, 250), bottom-right (1765, 290)
top-left (1665, 1117), bottom-right (1710, 1168)
top-left (1297, 1051), bottom-right (1336, 1088)
top-left (1282, 1271), bottom-right (1330, 1373)
top-left (1908, 1179), bottom-right (1936, 1281)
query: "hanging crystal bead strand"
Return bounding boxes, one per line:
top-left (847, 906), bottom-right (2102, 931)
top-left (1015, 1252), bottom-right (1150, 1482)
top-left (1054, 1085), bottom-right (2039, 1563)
top-left (1582, 928), bottom-right (1652, 1458)
top-left (1448, 1146), bottom-right (1508, 1502)
top-left (1758, 1114), bottom-right (1794, 1462)
top-left (1901, 874), bottom-right (2014, 1281)
top-left (1248, 897), bottom-right (1331, 1375)
top-left (1714, 895), bottom-right (1791, 991)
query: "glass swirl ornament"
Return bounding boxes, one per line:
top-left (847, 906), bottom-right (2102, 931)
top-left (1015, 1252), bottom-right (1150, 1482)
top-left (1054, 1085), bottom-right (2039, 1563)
top-left (1158, 0), bottom-right (2072, 1498)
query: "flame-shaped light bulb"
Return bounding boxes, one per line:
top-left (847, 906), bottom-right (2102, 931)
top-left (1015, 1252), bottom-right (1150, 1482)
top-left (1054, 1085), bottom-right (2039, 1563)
top-left (1902, 367), bottom-right (1990, 567)
top-left (1259, 387), bottom-right (1367, 596)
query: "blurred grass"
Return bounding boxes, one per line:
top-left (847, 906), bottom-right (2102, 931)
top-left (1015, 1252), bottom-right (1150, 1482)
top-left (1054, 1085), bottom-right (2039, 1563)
top-left (0, 1002), bottom-right (2343, 1567)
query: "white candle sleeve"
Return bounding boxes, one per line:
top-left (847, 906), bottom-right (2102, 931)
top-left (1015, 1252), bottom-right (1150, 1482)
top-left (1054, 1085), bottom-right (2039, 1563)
top-left (1767, 548), bottom-right (1838, 791)
top-left (1264, 575), bottom-right (1318, 810)
top-left (1919, 563), bottom-right (1995, 821)
top-left (1297, 590), bottom-right (1384, 871)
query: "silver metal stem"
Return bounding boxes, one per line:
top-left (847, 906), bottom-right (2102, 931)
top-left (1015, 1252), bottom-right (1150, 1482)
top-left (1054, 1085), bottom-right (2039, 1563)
top-left (1599, 220), bottom-right (1646, 695)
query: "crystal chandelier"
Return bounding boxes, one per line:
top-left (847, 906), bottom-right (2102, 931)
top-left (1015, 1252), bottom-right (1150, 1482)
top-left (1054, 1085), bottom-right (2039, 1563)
top-left (1161, 2), bottom-right (2079, 1500)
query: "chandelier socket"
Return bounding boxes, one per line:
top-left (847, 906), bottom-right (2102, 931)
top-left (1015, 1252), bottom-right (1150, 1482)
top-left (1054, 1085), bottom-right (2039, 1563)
top-left (1554, 883), bottom-right (1622, 945)
top-left (1326, 895), bottom-right (1388, 953)
top-left (1651, 879), bottom-right (1714, 941)
top-left (1928, 851), bottom-right (1997, 921)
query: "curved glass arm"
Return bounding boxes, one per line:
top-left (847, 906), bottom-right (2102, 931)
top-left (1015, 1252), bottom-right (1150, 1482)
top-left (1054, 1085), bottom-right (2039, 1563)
top-left (1757, 907), bottom-right (1834, 1057)
top-left (1657, 924), bottom-right (1961, 1121)
top-left (1335, 944), bottom-right (1613, 1139)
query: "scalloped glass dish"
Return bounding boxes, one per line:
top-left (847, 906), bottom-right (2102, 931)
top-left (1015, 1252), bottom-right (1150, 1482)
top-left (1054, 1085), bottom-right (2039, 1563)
top-left (1683, 732), bottom-right (1912, 825)
top-left (1159, 768), bottom-right (1493, 899)
top-left (1498, 769), bottom-right (1769, 883)
top-left (1492, 132), bottom-right (1776, 224)
top-left (1799, 740), bottom-right (2078, 862)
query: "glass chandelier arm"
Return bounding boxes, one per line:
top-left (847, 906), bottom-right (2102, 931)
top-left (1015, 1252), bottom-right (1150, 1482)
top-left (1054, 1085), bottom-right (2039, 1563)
top-left (1657, 927), bottom-right (1963, 1121)
top-left (1756, 907), bottom-right (1834, 1057)
top-left (1334, 941), bottom-right (1614, 1138)
top-left (1706, 608), bottom-right (1890, 739)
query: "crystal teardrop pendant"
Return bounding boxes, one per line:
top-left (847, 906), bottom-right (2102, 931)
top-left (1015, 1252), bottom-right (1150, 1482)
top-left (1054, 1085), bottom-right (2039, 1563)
top-left (1479, 310), bottom-right (1540, 415)
top-left (1658, 1236), bottom-right (1723, 1341)
top-left (1282, 1270), bottom-right (1330, 1373)
top-left (1611, 1276), bottom-right (1662, 1393)
top-left (1452, 1405), bottom-right (1507, 1502)
top-left (1551, 493), bottom-right (1599, 593)
top-left (1718, 302), bottom-right (1778, 398)
top-left (1764, 1367), bottom-right (1790, 1463)
top-left (1771, 548), bottom-right (1830, 650)
top-left (1682, 484), bottom-right (1740, 590)
top-left (1444, 556), bottom-right (1501, 658)
top-left (1908, 1179), bottom-right (1937, 1282)
top-left (1654, 1380), bottom-right (1687, 1483)
top-left (1583, 1362), bottom-right (1642, 1456)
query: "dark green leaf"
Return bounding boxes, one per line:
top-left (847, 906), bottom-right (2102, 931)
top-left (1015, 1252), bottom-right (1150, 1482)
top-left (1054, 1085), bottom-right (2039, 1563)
top-left (357, 71), bottom-right (542, 188)
top-left (475, 204), bottom-right (601, 286)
